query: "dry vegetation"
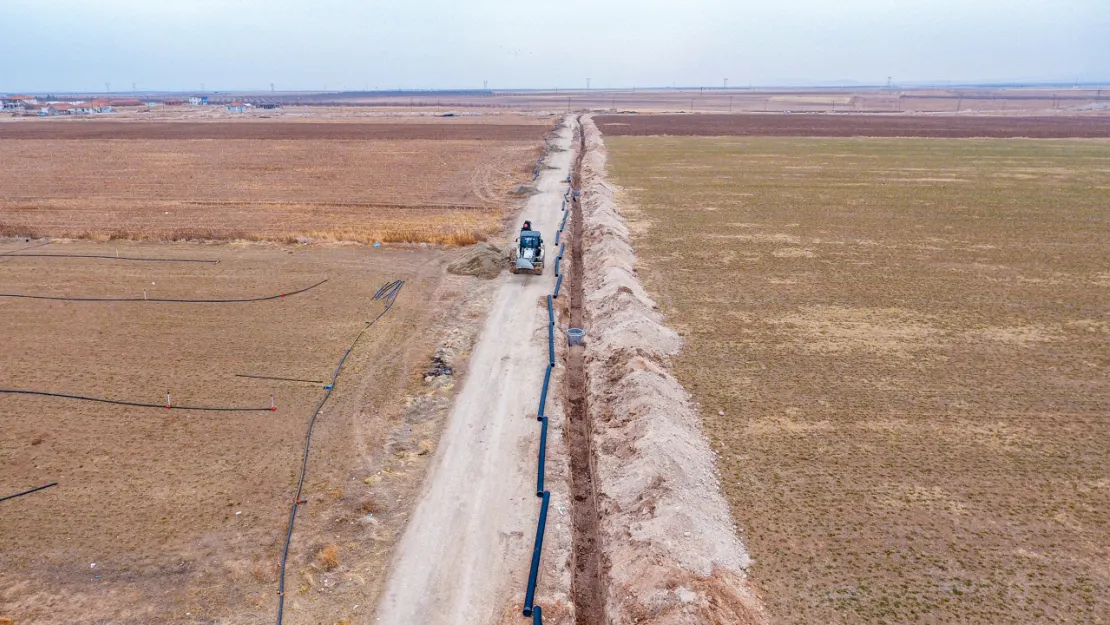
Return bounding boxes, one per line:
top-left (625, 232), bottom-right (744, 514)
top-left (0, 241), bottom-right (468, 624)
top-left (605, 136), bottom-right (1110, 623)
top-left (0, 122), bottom-right (548, 245)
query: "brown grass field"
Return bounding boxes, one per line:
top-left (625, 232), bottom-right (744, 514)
top-left (594, 113), bottom-right (1110, 138)
top-left (604, 135), bottom-right (1110, 623)
top-left (0, 121), bottom-right (550, 245)
top-left (0, 240), bottom-right (485, 624)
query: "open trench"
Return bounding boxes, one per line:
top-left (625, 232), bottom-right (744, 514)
top-left (565, 115), bottom-right (607, 624)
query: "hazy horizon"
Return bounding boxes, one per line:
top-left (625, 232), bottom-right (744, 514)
top-left (1, 0), bottom-right (1107, 93)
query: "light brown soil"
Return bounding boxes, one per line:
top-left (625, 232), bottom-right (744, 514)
top-left (0, 121), bottom-right (549, 140)
top-left (0, 122), bottom-right (549, 245)
top-left (594, 113), bottom-right (1110, 138)
top-left (578, 116), bottom-right (766, 624)
top-left (602, 134), bottom-right (1110, 623)
top-left (0, 239), bottom-right (489, 624)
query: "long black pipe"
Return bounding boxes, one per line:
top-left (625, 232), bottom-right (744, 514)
top-left (537, 417), bottom-right (548, 496)
top-left (1, 253), bottom-right (218, 263)
top-left (0, 482), bottom-right (58, 503)
top-left (0, 279), bottom-right (326, 303)
top-left (523, 490), bottom-right (551, 617)
top-left (537, 365), bottom-right (552, 420)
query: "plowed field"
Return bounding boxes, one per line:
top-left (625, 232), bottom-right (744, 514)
top-left (0, 122), bottom-right (549, 244)
top-left (605, 135), bottom-right (1110, 624)
top-left (595, 113), bottom-right (1110, 138)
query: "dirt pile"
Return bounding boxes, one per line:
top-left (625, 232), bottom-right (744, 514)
top-left (579, 115), bottom-right (766, 624)
top-left (446, 242), bottom-right (504, 279)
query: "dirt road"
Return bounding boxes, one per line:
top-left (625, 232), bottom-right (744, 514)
top-left (374, 119), bottom-right (574, 624)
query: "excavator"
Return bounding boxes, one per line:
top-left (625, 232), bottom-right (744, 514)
top-left (509, 220), bottom-right (545, 275)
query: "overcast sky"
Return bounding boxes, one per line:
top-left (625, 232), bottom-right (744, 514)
top-left (0, 0), bottom-right (1106, 93)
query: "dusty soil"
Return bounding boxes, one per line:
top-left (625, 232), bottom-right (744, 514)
top-left (602, 134), bottom-right (1110, 623)
top-left (578, 116), bottom-right (765, 624)
top-left (0, 121), bottom-right (548, 140)
top-left (0, 122), bottom-right (550, 245)
top-left (375, 118), bottom-right (576, 625)
top-left (0, 239), bottom-right (487, 624)
top-left (594, 113), bottom-right (1110, 138)
top-left (446, 242), bottom-right (505, 279)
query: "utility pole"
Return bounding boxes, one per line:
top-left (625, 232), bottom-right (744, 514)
top-left (724, 78), bottom-right (728, 89)
top-left (270, 82), bottom-right (275, 93)
top-left (105, 82), bottom-right (110, 95)
top-left (483, 79), bottom-right (488, 90)
top-left (586, 78), bottom-right (591, 90)
top-left (567, 96), bottom-right (571, 112)
top-left (132, 82), bottom-right (136, 94)
top-left (729, 95), bottom-right (733, 112)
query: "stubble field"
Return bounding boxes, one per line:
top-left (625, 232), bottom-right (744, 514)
top-left (604, 135), bottom-right (1110, 623)
top-left (0, 240), bottom-right (488, 624)
top-left (0, 121), bottom-right (549, 245)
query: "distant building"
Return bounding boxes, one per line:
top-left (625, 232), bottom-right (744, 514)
top-left (258, 103), bottom-right (282, 110)
top-left (90, 100), bottom-right (112, 113)
top-left (1, 95), bottom-right (37, 111)
top-left (109, 98), bottom-right (144, 108)
top-left (41, 103), bottom-right (74, 115)
top-left (226, 102), bottom-right (247, 113)
top-left (188, 96), bottom-right (209, 106)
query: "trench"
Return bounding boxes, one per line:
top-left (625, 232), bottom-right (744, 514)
top-left (565, 115), bottom-right (607, 625)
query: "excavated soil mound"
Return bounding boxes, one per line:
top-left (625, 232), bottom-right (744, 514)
top-left (579, 115), bottom-right (766, 624)
top-left (447, 242), bottom-right (504, 279)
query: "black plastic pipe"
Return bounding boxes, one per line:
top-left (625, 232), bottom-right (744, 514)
top-left (533, 605), bottom-right (543, 624)
top-left (538, 364), bottom-right (552, 420)
top-left (523, 491), bottom-right (551, 617)
top-left (553, 275), bottom-right (563, 299)
top-left (537, 416), bottom-right (548, 496)
top-left (0, 481), bottom-right (57, 503)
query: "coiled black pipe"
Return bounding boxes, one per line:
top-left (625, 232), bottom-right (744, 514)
top-left (0, 279), bottom-right (326, 303)
top-left (0, 482), bottom-right (57, 503)
top-left (0, 388), bottom-right (272, 411)
top-left (275, 278), bottom-right (404, 625)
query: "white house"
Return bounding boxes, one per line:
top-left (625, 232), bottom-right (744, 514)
top-left (1, 95), bottom-right (36, 111)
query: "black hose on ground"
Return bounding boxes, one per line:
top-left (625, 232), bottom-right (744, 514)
top-left (275, 278), bottom-right (404, 625)
top-left (0, 482), bottom-right (58, 503)
top-left (0, 253), bottom-right (218, 263)
top-left (0, 388), bottom-right (274, 411)
top-left (0, 279), bottom-right (327, 303)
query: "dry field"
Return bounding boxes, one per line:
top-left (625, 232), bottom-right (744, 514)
top-left (604, 135), bottom-right (1110, 623)
top-left (0, 121), bottom-right (550, 245)
top-left (595, 113), bottom-right (1110, 138)
top-left (0, 240), bottom-right (485, 624)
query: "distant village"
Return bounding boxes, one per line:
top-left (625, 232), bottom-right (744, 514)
top-left (0, 95), bottom-right (282, 116)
